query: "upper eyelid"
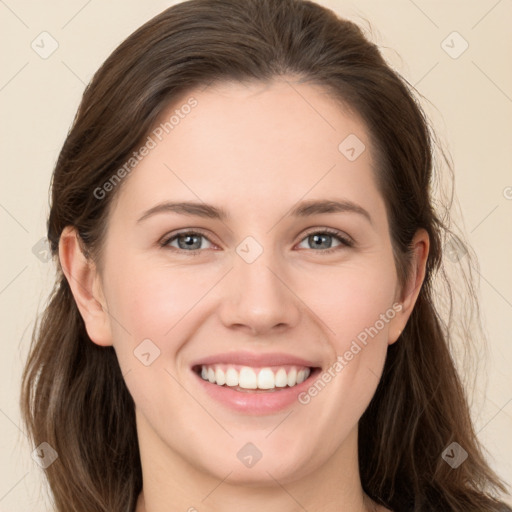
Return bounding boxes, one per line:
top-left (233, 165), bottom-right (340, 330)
top-left (303, 226), bottom-right (353, 241)
top-left (161, 228), bottom-right (216, 246)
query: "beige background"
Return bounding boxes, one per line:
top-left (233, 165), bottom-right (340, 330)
top-left (1, 0), bottom-right (511, 509)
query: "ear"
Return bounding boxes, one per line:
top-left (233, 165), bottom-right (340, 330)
top-left (388, 228), bottom-right (430, 345)
top-left (58, 226), bottom-right (113, 346)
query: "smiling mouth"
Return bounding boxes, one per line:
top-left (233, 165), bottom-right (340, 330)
top-left (192, 364), bottom-right (319, 392)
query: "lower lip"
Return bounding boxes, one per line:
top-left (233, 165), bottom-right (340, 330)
top-left (192, 368), bottom-right (320, 415)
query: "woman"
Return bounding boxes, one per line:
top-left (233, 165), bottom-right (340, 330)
top-left (20, 0), bottom-right (511, 510)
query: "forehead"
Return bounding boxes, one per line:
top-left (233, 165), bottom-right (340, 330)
top-left (110, 78), bottom-right (386, 226)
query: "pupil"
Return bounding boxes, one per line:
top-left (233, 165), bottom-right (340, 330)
top-left (312, 234), bottom-right (331, 249)
top-left (180, 234), bottom-right (200, 249)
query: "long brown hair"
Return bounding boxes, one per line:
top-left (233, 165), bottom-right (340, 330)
top-left (20, 0), bottom-right (511, 510)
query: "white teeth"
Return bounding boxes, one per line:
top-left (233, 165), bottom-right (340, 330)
top-left (225, 367), bottom-right (239, 386)
top-left (257, 368), bottom-right (275, 389)
top-left (297, 369), bottom-right (307, 384)
top-left (198, 364), bottom-right (312, 390)
top-left (287, 368), bottom-right (297, 387)
top-left (239, 367), bottom-right (257, 389)
top-left (275, 368), bottom-right (288, 387)
top-left (215, 368), bottom-right (226, 386)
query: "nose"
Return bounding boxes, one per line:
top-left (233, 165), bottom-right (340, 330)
top-left (217, 244), bottom-right (301, 336)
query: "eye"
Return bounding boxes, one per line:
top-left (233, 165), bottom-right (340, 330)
top-left (161, 230), bottom-right (215, 253)
top-left (296, 228), bottom-right (354, 254)
top-left (160, 228), bottom-right (354, 255)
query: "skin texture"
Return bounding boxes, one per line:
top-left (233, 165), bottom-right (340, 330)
top-left (59, 77), bottom-right (429, 512)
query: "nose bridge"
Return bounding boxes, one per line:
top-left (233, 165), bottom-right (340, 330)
top-left (218, 235), bottom-right (300, 333)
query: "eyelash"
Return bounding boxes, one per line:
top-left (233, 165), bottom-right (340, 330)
top-left (159, 228), bottom-right (354, 256)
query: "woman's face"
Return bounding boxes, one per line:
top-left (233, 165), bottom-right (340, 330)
top-left (89, 78), bottom-right (418, 485)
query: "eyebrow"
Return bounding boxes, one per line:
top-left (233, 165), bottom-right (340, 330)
top-left (136, 199), bottom-right (372, 225)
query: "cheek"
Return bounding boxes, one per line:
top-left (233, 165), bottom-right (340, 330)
top-left (296, 255), bottom-right (398, 346)
top-left (103, 256), bottom-right (230, 404)
top-left (294, 257), bottom-right (397, 411)
top-left (104, 260), bottom-right (206, 415)
top-left (108, 258), bottom-right (213, 339)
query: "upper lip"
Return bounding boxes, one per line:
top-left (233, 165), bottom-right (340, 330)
top-left (191, 351), bottom-right (320, 368)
